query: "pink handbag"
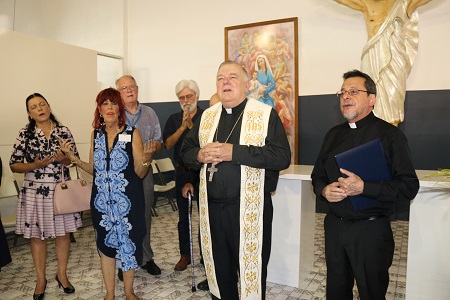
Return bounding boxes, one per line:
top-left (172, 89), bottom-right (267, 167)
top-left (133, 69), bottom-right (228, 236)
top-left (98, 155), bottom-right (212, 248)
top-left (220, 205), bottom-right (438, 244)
top-left (53, 164), bottom-right (92, 215)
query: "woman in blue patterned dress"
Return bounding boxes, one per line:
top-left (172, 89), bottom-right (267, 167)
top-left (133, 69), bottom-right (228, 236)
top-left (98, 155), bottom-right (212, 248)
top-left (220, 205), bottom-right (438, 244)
top-left (60, 88), bottom-right (154, 300)
top-left (10, 93), bottom-right (81, 299)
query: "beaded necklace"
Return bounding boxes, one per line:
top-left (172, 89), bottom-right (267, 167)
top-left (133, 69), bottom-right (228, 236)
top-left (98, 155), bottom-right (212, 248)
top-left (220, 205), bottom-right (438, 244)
top-left (37, 121), bottom-right (54, 152)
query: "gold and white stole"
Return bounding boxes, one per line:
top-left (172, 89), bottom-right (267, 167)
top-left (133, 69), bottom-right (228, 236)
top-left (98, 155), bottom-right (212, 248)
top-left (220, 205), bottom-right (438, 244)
top-left (198, 98), bottom-right (271, 299)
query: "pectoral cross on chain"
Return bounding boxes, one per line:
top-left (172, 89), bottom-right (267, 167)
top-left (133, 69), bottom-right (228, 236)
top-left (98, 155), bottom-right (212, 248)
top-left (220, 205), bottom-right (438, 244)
top-left (207, 165), bottom-right (218, 182)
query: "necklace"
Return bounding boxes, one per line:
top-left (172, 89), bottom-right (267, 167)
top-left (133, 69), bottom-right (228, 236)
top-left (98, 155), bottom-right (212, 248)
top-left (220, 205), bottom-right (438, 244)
top-left (214, 109), bottom-right (245, 143)
top-left (37, 121), bottom-right (54, 152)
top-left (208, 109), bottom-right (245, 182)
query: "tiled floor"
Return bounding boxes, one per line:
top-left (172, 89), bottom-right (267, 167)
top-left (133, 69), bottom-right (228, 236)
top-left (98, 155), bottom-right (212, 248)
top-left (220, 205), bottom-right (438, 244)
top-left (0, 204), bottom-right (409, 299)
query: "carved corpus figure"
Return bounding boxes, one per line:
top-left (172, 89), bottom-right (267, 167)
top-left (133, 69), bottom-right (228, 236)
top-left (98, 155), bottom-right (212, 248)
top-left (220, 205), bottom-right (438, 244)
top-left (334, 0), bottom-right (432, 125)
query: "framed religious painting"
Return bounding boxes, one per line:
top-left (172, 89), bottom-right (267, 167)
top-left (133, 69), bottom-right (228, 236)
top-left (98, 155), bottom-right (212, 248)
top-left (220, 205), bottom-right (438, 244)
top-left (225, 17), bottom-right (298, 164)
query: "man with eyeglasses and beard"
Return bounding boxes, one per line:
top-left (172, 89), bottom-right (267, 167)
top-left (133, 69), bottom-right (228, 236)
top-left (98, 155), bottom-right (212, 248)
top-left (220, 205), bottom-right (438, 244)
top-left (162, 80), bottom-right (208, 290)
top-left (311, 69), bottom-right (419, 299)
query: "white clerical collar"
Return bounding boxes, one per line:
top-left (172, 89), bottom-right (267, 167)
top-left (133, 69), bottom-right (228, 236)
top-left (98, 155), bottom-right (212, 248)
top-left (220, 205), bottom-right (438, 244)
top-left (348, 122), bottom-right (357, 129)
top-left (225, 108), bottom-right (232, 114)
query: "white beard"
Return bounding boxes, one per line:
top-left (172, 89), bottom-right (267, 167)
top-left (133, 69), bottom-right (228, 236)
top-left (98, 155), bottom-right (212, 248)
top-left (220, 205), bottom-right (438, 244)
top-left (180, 101), bottom-right (197, 113)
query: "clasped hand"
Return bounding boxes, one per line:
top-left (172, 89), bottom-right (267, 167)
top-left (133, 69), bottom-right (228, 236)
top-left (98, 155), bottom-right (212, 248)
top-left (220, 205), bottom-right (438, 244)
top-left (322, 168), bottom-right (364, 202)
top-left (181, 109), bottom-right (193, 130)
top-left (197, 142), bottom-right (233, 164)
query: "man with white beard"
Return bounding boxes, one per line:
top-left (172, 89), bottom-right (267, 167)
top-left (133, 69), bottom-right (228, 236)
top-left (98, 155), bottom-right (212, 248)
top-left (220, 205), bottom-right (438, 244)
top-left (162, 80), bottom-right (208, 290)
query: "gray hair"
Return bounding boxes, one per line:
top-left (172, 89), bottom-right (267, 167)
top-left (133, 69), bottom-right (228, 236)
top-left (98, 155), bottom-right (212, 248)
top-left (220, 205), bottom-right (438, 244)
top-left (115, 75), bottom-right (137, 88)
top-left (218, 60), bottom-right (249, 81)
top-left (175, 80), bottom-right (200, 98)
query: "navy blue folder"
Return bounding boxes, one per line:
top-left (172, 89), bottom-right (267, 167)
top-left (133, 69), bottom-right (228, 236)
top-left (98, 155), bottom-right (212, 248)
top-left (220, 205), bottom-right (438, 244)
top-left (334, 139), bottom-right (392, 211)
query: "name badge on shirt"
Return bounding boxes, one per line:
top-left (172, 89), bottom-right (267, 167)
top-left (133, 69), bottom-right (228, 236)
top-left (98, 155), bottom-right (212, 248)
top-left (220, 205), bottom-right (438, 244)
top-left (119, 134), bottom-right (131, 142)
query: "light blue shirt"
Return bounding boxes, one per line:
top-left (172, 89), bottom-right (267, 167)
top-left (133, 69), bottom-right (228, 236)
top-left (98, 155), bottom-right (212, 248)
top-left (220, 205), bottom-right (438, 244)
top-left (125, 102), bottom-right (162, 143)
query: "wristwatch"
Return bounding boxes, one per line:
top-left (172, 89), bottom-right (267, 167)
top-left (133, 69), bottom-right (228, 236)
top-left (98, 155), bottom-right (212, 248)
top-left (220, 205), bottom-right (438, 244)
top-left (142, 161), bottom-right (151, 167)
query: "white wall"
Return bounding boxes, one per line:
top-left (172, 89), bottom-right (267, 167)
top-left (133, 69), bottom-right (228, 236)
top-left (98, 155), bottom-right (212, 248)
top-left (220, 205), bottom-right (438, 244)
top-left (1, 0), bottom-right (449, 100)
top-left (126, 0), bottom-right (450, 102)
top-left (2, 0), bottom-right (125, 57)
top-left (0, 29), bottom-right (97, 174)
top-left (0, 0), bottom-right (14, 29)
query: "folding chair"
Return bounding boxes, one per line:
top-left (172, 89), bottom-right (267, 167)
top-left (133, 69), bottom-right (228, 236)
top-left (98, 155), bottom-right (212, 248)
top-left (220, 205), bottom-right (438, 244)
top-left (151, 158), bottom-right (177, 216)
top-left (0, 174), bottom-right (20, 246)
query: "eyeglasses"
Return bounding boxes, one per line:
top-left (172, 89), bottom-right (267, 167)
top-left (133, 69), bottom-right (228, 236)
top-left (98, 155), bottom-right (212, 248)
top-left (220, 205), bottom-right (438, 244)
top-left (118, 84), bottom-right (137, 91)
top-left (336, 89), bottom-right (369, 99)
top-left (178, 94), bottom-right (195, 101)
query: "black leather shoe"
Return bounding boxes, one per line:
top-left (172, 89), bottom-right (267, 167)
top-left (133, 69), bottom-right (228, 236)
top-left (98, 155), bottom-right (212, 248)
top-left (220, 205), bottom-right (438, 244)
top-left (197, 279), bottom-right (209, 291)
top-left (69, 232), bottom-right (76, 243)
top-left (55, 275), bottom-right (75, 294)
top-left (118, 269), bottom-right (123, 281)
top-left (144, 260), bottom-right (161, 275)
top-left (33, 279), bottom-right (47, 300)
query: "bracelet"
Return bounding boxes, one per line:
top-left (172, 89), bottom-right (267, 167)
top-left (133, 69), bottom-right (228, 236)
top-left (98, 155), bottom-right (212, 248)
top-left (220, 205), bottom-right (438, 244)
top-left (142, 161), bottom-right (151, 167)
top-left (71, 158), bottom-right (82, 168)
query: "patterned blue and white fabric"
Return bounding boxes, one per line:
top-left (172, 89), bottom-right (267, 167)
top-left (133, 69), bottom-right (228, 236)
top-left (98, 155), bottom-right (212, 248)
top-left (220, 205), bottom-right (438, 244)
top-left (91, 125), bottom-right (146, 271)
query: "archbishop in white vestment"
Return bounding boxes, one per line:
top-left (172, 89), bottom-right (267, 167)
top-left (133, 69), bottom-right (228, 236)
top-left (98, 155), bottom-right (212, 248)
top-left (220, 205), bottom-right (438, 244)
top-left (180, 61), bottom-right (291, 300)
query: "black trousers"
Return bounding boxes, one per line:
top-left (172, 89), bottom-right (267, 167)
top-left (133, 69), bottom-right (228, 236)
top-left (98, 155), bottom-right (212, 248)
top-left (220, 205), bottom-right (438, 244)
top-left (209, 194), bottom-right (273, 300)
top-left (0, 219), bottom-right (12, 269)
top-left (324, 213), bottom-right (394, 300)
top-left (175, 168), bottom-right (199, 256)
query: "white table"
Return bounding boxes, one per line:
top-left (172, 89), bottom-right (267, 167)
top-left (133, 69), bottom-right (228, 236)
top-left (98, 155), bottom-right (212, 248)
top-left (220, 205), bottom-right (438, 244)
top-left (266, 166), bottom-right (450, 296)
top-left (406, 170), bottom-right (450, 299)
top-left (267, 165), bottom-right (316, 288)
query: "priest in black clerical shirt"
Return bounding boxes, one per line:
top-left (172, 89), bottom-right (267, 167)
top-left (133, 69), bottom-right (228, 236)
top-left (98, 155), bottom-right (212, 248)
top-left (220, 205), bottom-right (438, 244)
top-left (311, 70), bottom-right (419, 300)
top-left (180, 61), bottom-right (290, 300)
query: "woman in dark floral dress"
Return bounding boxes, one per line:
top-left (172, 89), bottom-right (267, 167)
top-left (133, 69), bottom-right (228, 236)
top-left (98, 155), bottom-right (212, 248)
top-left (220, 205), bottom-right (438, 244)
top-left (10, 93), bottom-right (81, 299)
top-left (60, 88), bottom-right (155, 300)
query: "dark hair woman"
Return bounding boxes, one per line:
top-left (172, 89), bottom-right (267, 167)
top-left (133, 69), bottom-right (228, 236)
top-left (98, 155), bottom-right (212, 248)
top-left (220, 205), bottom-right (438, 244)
top-left (10, 93), bottom-right (81, 299)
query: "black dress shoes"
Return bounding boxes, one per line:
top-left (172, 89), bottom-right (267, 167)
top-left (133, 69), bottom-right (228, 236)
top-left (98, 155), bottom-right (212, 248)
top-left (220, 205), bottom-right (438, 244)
top-left (55, 275), bottom-right (75, 294)
top-left (33, 279), bottom-right (47, 300)
top-left (144, 259), bottom-right (161, 275)
top-left (197, 279), bottom-right (209, 291)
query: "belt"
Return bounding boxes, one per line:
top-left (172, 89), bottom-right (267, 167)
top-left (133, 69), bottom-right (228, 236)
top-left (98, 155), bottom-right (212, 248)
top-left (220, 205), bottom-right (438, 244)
top-left (338, 215), bottom-right (384, 223)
